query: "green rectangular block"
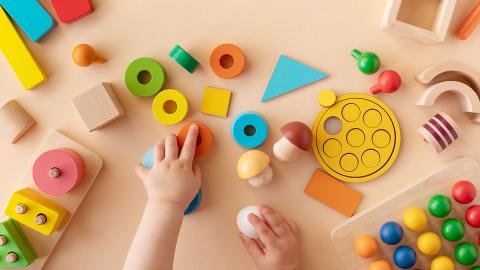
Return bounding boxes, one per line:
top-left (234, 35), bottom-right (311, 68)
top-left (0, 219), bottom-right (37, 267)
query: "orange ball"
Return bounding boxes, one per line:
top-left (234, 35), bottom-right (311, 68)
top-left (72, 44), bottom-right (106, 67)
top-left (355, 235), bottom-right (379, 258)
top-left (368, 259), bottom-right (391, 270)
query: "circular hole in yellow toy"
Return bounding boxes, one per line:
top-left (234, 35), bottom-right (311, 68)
top-left (220, 54), bottom-right (234, 69)
top-left (138, 70), bottom-right (152, 84)
top-left (372, 129), bottom-right (391, 148)
top-left (363, 109), bottom-right (382, 128)
top-left (163, 100), bottom-right (178, 114)
top-left (341, 103), bottom-right (361, 122)
top-left (324, 116), bottom-right (343, 135)
top-left (346, 128), bottom-right (365, 147)
top-left (244, 125), bottom-right (256, 136)
top-left (323, 139), bottom-right (342, 158)
top-left (362, 149), bottom-right (381, 168)
top-left (340, 153), bottom-right (358, 172)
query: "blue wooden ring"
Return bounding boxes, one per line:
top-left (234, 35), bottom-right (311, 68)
top-left (142, 148), bottom-right (201, 215)
top-left (231, 112), bottom-right (269, 149)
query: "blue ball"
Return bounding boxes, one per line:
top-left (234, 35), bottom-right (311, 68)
top-left (380, 221), bottom-right (403, 245)
top-left (393, 246), bottom-right (417, 269)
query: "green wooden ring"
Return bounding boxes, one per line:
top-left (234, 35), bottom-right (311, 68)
top-left (169, 45), bottom-right (199, 73)
top-left (125, 57), bottom-right (165, 97)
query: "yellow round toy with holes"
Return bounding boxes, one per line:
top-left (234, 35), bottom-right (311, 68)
top-left (312, 93), bottom-right (401, 182)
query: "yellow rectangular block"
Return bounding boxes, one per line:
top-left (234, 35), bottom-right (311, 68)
top-left (5, 188), bottom-right (68, 236)
top-left (201, 86), bottom-right (232, 117)
top-left (0, 7), bottom-right (47, 90)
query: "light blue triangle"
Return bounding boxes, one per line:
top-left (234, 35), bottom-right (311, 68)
top-left (261, 55), bottom-right (328, 102)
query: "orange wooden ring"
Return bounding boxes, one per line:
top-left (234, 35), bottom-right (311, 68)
top-left (177, 121), bottom-right (213, 157)
top-left (210, 43), bottom-right (245, 79)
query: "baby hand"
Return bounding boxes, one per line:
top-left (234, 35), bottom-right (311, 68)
top-left (135, 125), bottom-right (202, 210)
top-left (239, 205), bottom-right (300, 270)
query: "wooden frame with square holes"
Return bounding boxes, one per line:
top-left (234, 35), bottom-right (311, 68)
top-left (381, 0), bottom-right (457, 44)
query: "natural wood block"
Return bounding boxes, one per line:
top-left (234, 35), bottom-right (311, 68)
top-left (0, 100), bottom-right (35, 143)
top-left (304, 169), bottom-right (363, 217)
top-left (72, 82), bottom-right (124, 132)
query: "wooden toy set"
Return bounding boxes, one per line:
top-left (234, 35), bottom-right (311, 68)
top-left (3, 0), bottom-right (480, 269)
top-left (331, 157), bottom-right (480, 269)
top-left (0, 131), bottom-right (102, 268)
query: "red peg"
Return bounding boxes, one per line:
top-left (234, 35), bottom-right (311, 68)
top-left (370, 70), bottom-right (401, 95)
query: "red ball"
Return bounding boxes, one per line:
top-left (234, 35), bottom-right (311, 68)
top-left (452, 180), bottom-right (476, 204)
top-left (370, 70), bottom-right (402, 95)
top-left (466, 205), bottom-right (480, 228)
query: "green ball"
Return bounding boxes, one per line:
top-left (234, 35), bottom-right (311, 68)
top-left (351, 49), bottom-right (380, 75)
top-left (441, 218), bottom-right (465, 241)
top-left (455, 242), bottom-right (478, 265)
top-left (472, 266), bottom-right (480, 270)
top-left (428, 194), bottom-right (452, 217)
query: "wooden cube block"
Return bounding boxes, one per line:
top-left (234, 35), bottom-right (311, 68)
top-left (72, 82), bottom-right (125, 132)
top-left (0, 219), bottom-right (37, 267)
top-left (304, 169), bottom-right (362, 217)
top-left (5, 188), bottom-right (69, 236)
top-left (0, 100), bottom-right (35, 144)
top-left (201, 86), bottom-right (232, 117)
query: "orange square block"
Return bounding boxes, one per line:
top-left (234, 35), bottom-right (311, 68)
top-left (304, 169), bottom-right (362, 217)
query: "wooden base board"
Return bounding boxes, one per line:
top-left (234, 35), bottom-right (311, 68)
top-left (331, 157), bottom-right (480, 269)
top-left (0, 131), bottom-right (103, 269)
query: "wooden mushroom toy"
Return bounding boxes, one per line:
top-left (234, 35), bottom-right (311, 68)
top-left (237, 150), bottom-right (273, 187)
top-left (273, 121), bottom-right (312, 162)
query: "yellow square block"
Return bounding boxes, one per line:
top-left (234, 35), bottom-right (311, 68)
top-left (201, 86), bottom-right (232, 117)
top-left (0, 8), bottom-right (47, 90)
top-left (5, 188), bottom-right (68, 236)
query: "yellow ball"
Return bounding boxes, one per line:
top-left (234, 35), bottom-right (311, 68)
top-left (317, 90), bottom-right (336, 107)
top-left (404, 207), bottom-right (428, 231)
top-left (417, 232), bottom-right (441, 255)
top-left (431, 256), bottom-right (454, 270)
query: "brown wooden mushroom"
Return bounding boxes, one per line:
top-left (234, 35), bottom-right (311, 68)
top-left (273, 121), bottom-right (312, 162)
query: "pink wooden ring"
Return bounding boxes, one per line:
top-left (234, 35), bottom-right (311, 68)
top-left (33, 148), bottom-right (85, 195)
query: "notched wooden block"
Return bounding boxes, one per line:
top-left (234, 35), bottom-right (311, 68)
top-left (72, 82), bottom-right (125, 132)
top-left (0, 100), bottom-right (35, 143)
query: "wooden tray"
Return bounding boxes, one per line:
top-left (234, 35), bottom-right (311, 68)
top-left (0, 131), bottom-right (103, 269)
top-left (331, 157), bottom-right (480, 269)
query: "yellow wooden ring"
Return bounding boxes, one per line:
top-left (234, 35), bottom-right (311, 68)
top-left (152, 89), bottom-right (188, 125)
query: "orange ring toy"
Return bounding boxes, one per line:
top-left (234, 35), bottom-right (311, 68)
top-left (210, 43), bottom-right (245, 79)
top-left (177, 121), bottom-right (213, 157)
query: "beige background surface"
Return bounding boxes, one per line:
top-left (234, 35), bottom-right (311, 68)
top-left (1, 0), bottom-right (480, 269)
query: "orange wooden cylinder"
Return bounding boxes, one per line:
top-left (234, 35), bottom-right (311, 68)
top-left (456, 2), bottom-right (480, 40)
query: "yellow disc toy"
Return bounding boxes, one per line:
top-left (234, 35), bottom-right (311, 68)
top-left (312, 93), bottom-right (401, 182)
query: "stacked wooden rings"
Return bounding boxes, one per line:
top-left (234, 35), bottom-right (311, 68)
top-left (418, 112), bottom-right (461, 153)
top-left (33, 148), bottom-right (85, 195)
top-left (125, 57), bottom-right (166, 97)
top-left (210, 43), bottom-right (245, 79)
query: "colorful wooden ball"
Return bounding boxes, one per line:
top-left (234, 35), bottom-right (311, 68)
top-left (452, 180), bottom-right (476, 204)
top-left (380, 221), bottom-right (403, 245)
top-left (368, 259), bottom-right (391, 270)
top-left (431, 256), bottom-right (454, 270)
top-left (466, 205), bottom-right (480, 228)
top-left (393, 246), bottom-right (417, 269)
top-left (417, 232), bottom-right (441, 256)
top-left (403, 208), bottom-right (428, 231)
top-left (177, 121), bottom-right (213, 158)
top-left (355, 235), bottom-right (379, 258)
top-left (472, 266), bottom-right (480, 270)
top-left (428, 194), bottom-right (452, 218)
top-left (455, 242), bottom-right (478, 265)
top-left (441, 218), bottom-right (465, 241)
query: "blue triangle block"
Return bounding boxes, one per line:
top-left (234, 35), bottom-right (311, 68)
top-left (261, 55), bottom-right (328, 102)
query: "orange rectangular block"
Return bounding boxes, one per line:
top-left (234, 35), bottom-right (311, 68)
top-left (304, 169), bottom-right (362, 217)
